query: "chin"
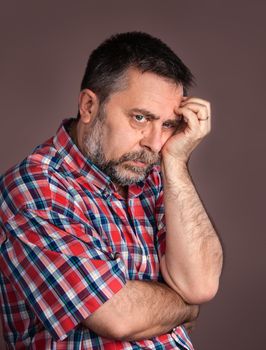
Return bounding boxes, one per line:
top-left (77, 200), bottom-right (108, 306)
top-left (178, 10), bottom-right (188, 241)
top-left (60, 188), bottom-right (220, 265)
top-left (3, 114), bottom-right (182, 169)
top-left (112, 166), bottom-right (147, 186)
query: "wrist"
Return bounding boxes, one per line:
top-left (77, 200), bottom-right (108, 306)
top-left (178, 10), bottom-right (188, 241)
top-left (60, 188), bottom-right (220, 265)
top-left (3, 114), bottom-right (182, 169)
top-left (161, 156), bottom-right (191, 187)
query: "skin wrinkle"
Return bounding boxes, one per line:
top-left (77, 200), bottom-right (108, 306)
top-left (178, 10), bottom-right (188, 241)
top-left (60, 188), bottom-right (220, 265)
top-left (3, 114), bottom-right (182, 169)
top-left (83, 104), bottom-right (161, 186)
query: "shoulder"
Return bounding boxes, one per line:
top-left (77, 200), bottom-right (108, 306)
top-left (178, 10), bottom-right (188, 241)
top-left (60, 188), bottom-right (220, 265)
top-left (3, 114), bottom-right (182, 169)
top-left (0, 138), bottom-right (71, 222)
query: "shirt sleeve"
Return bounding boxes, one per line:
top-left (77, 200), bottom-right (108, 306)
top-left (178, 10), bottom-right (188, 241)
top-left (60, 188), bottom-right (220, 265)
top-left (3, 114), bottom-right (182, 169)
top-left (0, 206), bottom-right (127, 341)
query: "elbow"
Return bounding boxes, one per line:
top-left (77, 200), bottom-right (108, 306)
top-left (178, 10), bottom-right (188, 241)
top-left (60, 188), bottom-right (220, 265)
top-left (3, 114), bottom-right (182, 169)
top-left (175, 277), bottom-right (220, 304)
top-left (83, 315), bottom-right (135, 341)
top-left (97, 323), bottom-right (137, 342)
top-left (102, 324), bottom-right (130, 341)
top-left (110, 322), bottom-right (142, 341)
top-left (108, 323), bottom-right (135, 341)
top-left (160, 256), bottom-right (220, 304)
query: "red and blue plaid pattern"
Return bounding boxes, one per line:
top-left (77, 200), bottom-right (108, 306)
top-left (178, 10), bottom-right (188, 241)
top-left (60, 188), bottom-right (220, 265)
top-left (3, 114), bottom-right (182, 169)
top-left (0, 119), bottom-right (194, 349)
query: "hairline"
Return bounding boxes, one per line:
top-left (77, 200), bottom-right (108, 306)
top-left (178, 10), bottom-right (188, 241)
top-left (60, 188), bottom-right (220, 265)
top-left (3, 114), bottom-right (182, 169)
top-left (99, 65), bottom-right (184, 106)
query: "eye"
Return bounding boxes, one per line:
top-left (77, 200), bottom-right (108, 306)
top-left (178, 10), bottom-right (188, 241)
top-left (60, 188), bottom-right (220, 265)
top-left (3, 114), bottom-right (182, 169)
top-left (162, 117), bottom-right (183, 130)
top-left (133, 114), bottom-right (148, 123)
top-left (163, 121), bottom-right (177, 129)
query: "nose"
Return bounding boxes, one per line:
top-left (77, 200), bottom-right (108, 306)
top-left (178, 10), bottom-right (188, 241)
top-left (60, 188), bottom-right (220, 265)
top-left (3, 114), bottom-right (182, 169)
top-left (140, 124), bottom-right (164, 153)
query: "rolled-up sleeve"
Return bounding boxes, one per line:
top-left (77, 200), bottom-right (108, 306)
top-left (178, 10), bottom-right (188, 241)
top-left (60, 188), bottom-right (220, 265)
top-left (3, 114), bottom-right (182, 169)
top-left (0, 207), bottom-right (127, 341)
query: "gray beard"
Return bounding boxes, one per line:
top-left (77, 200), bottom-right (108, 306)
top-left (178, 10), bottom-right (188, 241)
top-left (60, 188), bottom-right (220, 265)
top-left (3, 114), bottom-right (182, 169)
top-left (82, 113), bottom-right (160, 186)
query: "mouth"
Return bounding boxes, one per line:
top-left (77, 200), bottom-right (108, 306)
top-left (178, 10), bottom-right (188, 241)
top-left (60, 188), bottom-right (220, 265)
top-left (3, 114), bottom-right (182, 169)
top-left (124, 160), bottom-right (148, 168)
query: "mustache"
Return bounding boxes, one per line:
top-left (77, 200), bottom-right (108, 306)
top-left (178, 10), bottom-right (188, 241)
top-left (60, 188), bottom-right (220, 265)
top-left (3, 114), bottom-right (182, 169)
top-left (115, 150), bottom-right (161, 166)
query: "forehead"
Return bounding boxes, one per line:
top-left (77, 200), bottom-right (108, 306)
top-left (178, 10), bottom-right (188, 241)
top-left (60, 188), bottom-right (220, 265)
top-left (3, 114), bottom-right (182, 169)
top-left (109, 68), bottom-right (184, 120)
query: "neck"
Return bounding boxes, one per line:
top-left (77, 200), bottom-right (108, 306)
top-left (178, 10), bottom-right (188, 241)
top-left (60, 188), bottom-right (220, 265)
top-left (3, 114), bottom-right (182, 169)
top-left (69, 119), bottom-right (85, 155)
top-left (69, 119), bottom-right (78, 145)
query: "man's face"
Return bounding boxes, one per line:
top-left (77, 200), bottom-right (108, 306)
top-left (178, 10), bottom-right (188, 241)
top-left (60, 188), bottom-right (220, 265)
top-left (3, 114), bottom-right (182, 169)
top-left (83, 68), bottom-right (183, 186)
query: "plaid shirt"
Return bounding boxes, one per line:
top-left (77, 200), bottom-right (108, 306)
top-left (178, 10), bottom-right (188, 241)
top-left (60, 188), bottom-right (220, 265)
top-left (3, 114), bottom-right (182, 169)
top-left (0, 119), bottom-right (194, 350)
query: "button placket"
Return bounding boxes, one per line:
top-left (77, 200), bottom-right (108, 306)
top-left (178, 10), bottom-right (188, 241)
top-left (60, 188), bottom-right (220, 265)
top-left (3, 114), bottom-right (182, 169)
top-left (127, 198), bottom-right (149, 275)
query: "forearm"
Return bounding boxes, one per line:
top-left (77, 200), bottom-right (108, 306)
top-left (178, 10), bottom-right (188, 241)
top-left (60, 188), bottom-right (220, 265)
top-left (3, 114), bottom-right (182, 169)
top-left (83, 280), bottom-right (198, 341)
top-left (161, 158), bottom-right (223, 304)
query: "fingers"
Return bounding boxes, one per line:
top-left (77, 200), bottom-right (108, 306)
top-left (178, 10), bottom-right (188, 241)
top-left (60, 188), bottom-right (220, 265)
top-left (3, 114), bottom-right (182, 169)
top-left (181, 97), bottom-right (211, 118)
top-left (163, 97), bottom-right (211, 161)
top-left (180, 101), bottom-right (210, 121)
top-left (178, 107), bottom-right (200, 132)
top-left (176, 97), bottom-right (211, 136)
top-left (177, 106), bottom-right (210, 138)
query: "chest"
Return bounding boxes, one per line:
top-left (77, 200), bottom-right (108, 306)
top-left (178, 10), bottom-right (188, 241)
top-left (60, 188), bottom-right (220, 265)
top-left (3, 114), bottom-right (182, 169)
top-left (72, 185), bottom-right (161, 281)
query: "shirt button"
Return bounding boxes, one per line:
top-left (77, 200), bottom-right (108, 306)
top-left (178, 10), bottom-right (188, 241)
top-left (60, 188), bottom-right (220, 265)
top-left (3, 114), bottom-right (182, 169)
top-left (103, 188), bottom-right (111, 198)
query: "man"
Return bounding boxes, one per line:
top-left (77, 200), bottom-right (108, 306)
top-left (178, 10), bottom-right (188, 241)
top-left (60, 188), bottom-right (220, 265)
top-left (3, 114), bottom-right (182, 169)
top-left (0, 32), bottom-right (223, 349)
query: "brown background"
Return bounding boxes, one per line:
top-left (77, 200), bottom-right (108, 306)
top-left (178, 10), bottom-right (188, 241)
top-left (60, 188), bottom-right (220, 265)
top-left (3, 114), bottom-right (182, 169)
top-left (1, 1), bottom-right (266, 349)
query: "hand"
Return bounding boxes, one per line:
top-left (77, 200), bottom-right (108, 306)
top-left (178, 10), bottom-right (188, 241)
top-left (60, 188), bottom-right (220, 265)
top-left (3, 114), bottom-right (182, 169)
top-left (182, 319), bottom-right (197, 334)
top-left (162, 97), bottom-right (211, 164)
top-left (183, 304), bottom-right (200, 334)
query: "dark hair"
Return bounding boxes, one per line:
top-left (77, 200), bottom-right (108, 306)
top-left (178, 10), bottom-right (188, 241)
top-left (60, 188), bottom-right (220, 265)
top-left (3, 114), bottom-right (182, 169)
top-left (78, 31), bottom-right (194, 116)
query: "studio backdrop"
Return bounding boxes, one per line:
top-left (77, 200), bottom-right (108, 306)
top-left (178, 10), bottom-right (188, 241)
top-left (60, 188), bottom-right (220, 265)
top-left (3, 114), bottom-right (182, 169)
top-left (0, 1), bottom-right (265, 349)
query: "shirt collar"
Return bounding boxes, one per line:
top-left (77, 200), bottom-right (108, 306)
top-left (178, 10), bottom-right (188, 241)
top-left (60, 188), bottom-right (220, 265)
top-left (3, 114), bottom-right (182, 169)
top-left (53, 118), bottom-right (150, 198)
top-left (53, 118), bottom-right (113, 191)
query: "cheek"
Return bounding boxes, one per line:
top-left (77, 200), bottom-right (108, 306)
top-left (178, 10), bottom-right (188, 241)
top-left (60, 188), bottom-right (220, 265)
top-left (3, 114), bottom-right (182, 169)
top-left (101, 126), bottom-right (140, 159)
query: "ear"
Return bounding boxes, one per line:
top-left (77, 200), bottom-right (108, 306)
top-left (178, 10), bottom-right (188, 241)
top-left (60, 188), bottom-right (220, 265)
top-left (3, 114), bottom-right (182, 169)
top-left (78, 89), bottom-right (100, 124)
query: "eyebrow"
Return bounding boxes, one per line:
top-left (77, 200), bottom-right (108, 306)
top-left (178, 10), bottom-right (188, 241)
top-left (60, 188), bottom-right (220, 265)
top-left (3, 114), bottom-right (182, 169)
top-left (129, 108), bottom-right (181, 122)
top-left (129, 108), bottom-right (160, 120)
top-left (130, 108), bottom-right (180, 122)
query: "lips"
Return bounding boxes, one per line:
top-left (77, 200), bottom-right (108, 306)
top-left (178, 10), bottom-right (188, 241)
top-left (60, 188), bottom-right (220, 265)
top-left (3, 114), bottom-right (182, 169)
top-left (125, 160), bottom-right (147, 167)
